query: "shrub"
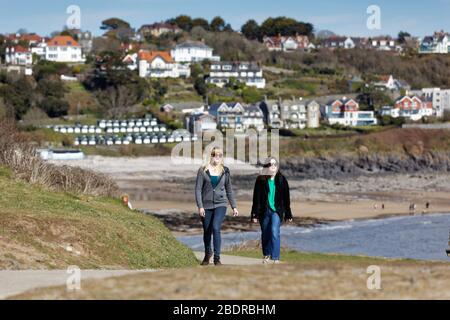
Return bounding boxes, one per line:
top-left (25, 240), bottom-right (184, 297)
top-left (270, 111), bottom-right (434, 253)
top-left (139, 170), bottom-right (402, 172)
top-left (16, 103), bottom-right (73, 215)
top-left (0, 119), bottom-right (119, 197)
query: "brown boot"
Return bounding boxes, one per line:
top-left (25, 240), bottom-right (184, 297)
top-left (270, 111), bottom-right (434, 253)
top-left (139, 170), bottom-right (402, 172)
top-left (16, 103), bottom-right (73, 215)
top-left (201, 253), bottom-right (212, 266)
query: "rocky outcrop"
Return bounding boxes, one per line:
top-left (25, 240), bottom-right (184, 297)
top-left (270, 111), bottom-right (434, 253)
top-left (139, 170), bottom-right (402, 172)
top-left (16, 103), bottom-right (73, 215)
top-left (281, 151), bottom-right (450, 179)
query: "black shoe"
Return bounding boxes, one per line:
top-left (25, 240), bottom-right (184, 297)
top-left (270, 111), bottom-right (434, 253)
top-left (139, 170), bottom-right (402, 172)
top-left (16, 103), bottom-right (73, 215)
top-left (214, 257), bottom-right (222, 266)
top-left (201, 253), bottom-right (212, 266)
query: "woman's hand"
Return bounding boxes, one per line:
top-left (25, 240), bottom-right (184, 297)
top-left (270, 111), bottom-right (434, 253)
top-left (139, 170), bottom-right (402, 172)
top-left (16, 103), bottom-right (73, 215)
top-left (252, 218), bottom-right (258, 223)
top-left (198, 207), bottom-right (205, 217)
top-left (232, 208), bottom-right (239, 217)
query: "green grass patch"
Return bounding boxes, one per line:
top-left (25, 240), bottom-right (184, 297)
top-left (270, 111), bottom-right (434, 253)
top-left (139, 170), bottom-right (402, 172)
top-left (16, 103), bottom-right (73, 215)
top-left (225, 248), bottom-right (424, 265)
top-left (0, 173), bottom-right (197, 269)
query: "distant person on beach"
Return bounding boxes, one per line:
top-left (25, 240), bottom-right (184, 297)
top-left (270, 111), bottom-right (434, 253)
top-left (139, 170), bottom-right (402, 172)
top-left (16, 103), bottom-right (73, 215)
top-left (195, 147), bottom-right (239, 266)
top-left (251, 157), bottom-right (293, 264)
top-left (374, 203), bottom-right (378, 210)
top-left (382, 203), bottom-right (385, 210)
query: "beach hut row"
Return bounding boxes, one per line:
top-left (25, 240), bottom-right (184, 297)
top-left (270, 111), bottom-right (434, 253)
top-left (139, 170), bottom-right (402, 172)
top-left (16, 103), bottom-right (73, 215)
top-left (51, 125), bottom-right (102, 134)
top-left (49, 123), bottom-right (167, 134)
top-left (97, 117), bottom-right (158, 129)
top-left (73, 133), bottom-right (197, 146)
top-left (104, 125), bottom-right (167, 134)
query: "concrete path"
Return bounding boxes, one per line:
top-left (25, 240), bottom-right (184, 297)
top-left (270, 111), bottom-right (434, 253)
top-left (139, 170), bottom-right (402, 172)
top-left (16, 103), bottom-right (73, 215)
top-left (0, 254), bottom-right (261, 299)
top-left (0, 269), bottom-right (154, 299)
top-left (193, 251), bottom-right (263, 266)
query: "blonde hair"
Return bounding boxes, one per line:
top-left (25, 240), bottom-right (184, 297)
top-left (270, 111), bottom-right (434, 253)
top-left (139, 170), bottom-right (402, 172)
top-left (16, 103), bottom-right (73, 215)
top-left (203, 147), bottom-right (225, 173)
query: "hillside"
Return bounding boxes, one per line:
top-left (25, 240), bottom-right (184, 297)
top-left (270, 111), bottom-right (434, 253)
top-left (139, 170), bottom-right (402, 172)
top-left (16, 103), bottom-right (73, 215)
top-left (0, 166), bottom-right (197, 270)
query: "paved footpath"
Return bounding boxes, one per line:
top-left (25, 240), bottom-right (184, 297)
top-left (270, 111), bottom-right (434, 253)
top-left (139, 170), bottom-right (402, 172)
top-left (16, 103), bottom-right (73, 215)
top-left (0, 270), bottom-right (154, 299)
top-left (0, 253), bottom-right (262, 299)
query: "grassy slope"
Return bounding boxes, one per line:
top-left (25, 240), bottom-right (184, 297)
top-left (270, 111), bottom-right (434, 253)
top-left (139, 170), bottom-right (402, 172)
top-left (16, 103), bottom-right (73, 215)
top-left (0, 166), bottom-right (197, 270)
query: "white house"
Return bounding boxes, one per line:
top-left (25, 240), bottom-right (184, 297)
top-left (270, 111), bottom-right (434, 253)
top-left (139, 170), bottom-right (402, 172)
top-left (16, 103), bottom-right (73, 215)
top-left (260, 98), bottom-right (320, 129)
top-left (187, 113), bottom-right (217, 134)
top-left (242, 105), bottom-right (265, 131)
top-left (408, 87), bottom-right (450, 118)
top-left (138, 50), bottom-right (191, 78)
top-left (263, 35), bottom-right (312, 51)
top-left (419, 32), bottom-right (450, 54)
top-left (208, 102), bottom-right (245, 132)
top-left (44, 36), bottom-right (85, 63)
top-left (206, 61), bottom-right (266, 89)
top-left (5, 46), bottom-right (33, 66)
top-left (171, 41), bottom-right (220, 63)
top-left (123, 53), bottom-right (138, 70)
top-left (323, 98), bottom-right (377, 126)
top-left (393, 96), bottom-right (434, 121)
top-left (321, 36), bottom-right (356, 49)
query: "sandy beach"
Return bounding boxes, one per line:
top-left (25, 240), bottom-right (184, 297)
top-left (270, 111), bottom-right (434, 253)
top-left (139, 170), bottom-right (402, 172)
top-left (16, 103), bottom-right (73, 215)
top-left (50, 155), bottom-right (450, 233)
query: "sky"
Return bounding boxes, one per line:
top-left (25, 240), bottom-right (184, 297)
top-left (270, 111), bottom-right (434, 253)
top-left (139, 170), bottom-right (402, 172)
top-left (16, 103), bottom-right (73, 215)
top-left (1, 0), bottom-right (450, 38)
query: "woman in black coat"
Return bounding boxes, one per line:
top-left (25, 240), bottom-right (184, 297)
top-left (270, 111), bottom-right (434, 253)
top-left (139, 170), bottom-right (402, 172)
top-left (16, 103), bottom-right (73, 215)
top-left (251, 157), bottom-right (293, 264)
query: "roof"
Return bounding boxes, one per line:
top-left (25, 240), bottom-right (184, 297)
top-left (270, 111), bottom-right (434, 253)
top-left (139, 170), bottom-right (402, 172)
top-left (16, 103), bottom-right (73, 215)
top-left (174, 41), bottom-right (212, 50)
top-left (47, 36), bottom-right (80, 47)
top-left (9, 45), bottom-right (31, 53)
top-left (138, 50), bottom-right (174, 63)
top-left (7, 33), bottom-right (42, 42)
top-left (140, 23), bottom-right (181, 31)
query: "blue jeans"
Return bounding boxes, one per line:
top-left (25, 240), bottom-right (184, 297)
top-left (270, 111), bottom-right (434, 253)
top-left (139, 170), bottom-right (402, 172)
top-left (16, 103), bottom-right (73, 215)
top-left (260, 207), bottom-right (281, 260)
top-left (202, 206), bottom-right (227, 258)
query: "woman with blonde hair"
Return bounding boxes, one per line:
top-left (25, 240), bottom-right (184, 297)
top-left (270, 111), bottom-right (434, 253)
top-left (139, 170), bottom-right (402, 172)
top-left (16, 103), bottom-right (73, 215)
top-left (195, 147), bottom-right (239, 266)
top-left (251, 156), bottom-right (293, 264)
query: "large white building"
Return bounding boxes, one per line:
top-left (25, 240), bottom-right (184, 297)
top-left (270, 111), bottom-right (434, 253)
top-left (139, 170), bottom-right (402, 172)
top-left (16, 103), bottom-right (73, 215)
top-left (171, 41), bottom-right (220, 63)
top-left (5, 45), bottom-right (33, 66)
top-left (323, 98), bottom-right (377, 127)
top-left (44, 36), bottom-right (85, 63)
top-left (138, 50), bottom-right (190, 78)
top-left (206, 61), bottom-right (266, 89)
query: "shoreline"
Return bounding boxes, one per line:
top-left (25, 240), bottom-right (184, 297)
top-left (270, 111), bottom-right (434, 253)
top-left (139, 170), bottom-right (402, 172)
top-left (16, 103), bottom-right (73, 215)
top-left (136, 199), bottom-right (450, 236)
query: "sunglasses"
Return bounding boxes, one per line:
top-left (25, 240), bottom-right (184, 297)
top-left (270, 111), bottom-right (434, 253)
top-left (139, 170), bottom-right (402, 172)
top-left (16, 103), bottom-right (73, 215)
top-left (263, 162), bottom-right (277, 168)
top-left (211, 153), bottom-right (223, 158)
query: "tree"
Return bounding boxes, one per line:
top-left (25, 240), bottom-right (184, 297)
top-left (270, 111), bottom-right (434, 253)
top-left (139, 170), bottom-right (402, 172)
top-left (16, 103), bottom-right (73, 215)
top-left (241, 20), bottom-right (260, 40)
top-left (168, 15), bottom-right (193, 31)
top-left (100, 18), bottom-right (131, 31)
top-left (194, 77), bottom-right (207, 97)
top-left (398, 31), bottom-right (411, 44)
top-left (40, 97), bottom-right (69, 117)
top-left (192, 18), bottom-right (210, 31)
top-left (210, 16), bottom-right (226, 32)
top-left (260, 17), bottom-right (314, 37)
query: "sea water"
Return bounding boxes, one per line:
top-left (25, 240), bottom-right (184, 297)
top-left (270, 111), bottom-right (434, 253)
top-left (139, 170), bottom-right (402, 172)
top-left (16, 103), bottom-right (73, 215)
top-left (177, 213), bottom-right (450, 261)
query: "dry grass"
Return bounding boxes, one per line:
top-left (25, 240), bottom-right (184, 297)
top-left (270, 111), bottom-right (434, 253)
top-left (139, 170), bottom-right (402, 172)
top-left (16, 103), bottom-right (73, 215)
top-left (10, 251), bottom-right (450, 300)
top-left (0, 119), bottom-right (119, 197)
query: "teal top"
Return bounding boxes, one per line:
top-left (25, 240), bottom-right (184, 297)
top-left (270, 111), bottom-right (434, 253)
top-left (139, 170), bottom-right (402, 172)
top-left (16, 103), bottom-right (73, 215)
top-left (268, 178), bottom-right (276, 211)
top-left (210, 175), bottom-right (220, 189)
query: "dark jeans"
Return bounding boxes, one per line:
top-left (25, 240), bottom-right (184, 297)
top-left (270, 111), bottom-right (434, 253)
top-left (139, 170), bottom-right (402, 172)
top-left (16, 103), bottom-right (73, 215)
top-left (202, 206), bottom-right (227, 258)
top-left (259, 207), bottom-right (281, 260)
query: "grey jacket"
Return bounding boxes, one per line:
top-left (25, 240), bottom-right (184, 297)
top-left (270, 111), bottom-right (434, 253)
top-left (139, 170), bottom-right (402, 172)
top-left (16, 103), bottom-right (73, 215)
top-left (195, 166), bottom-right (237, 210)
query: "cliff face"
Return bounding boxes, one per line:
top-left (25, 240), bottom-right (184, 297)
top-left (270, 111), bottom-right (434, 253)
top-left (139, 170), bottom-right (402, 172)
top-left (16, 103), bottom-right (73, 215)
top-left (281, 151), bottom-right (450, 179)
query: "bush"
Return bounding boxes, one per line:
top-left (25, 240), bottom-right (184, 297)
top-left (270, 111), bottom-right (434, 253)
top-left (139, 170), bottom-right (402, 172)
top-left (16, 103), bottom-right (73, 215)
top-left (0, 119), bottom-right (119, 197)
